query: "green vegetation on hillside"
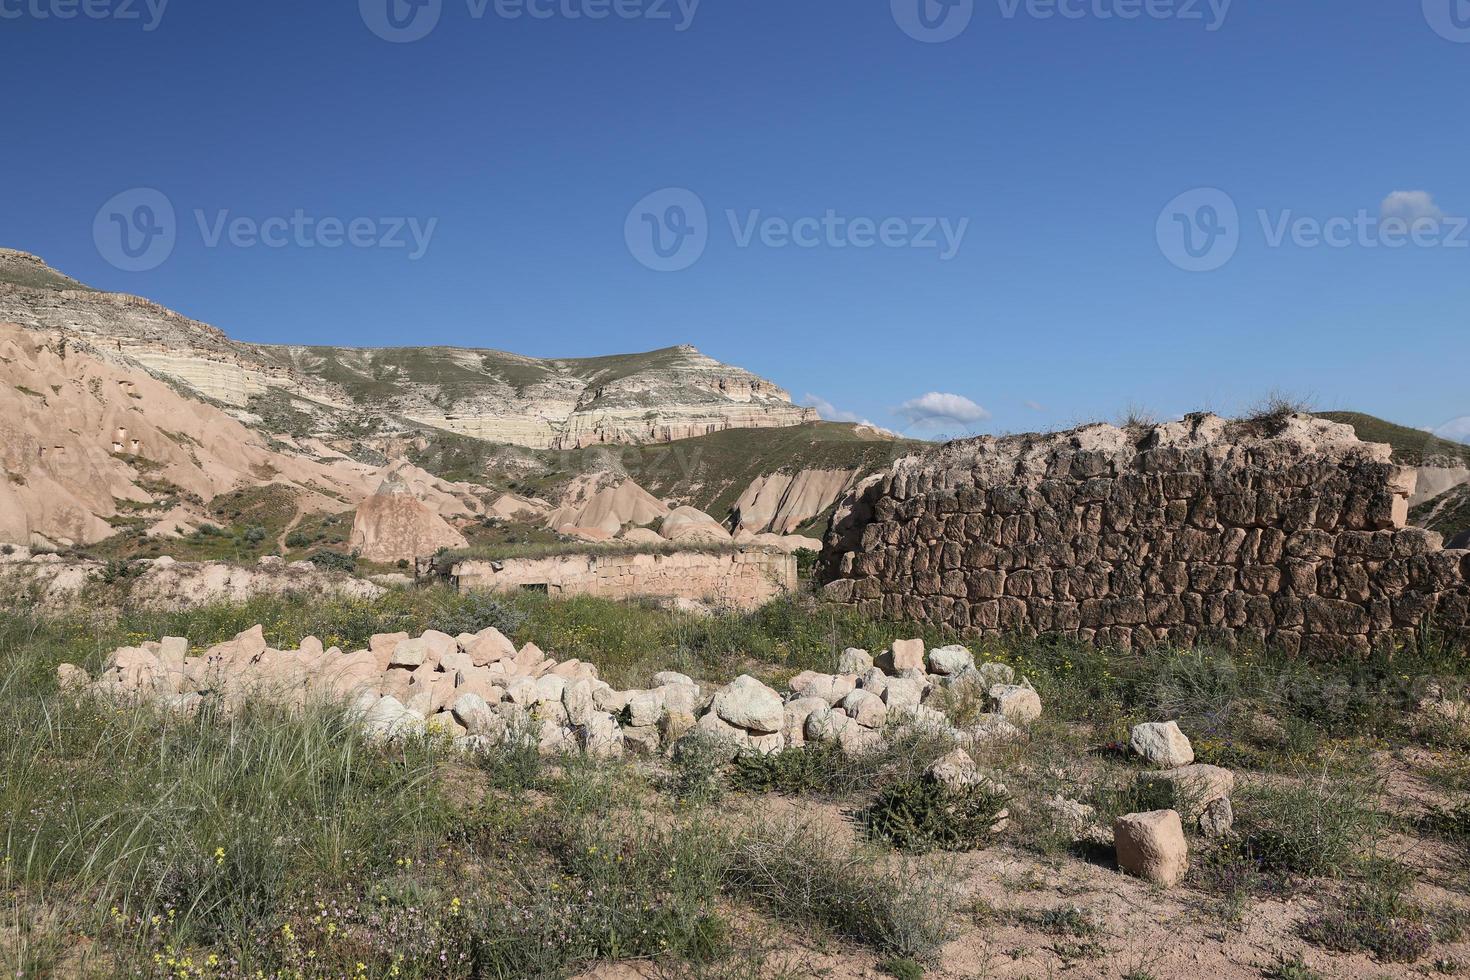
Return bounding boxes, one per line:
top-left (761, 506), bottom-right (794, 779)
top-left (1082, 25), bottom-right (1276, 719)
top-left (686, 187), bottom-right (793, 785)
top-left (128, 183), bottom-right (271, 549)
top-left (0, 251), bottom-right (93, 291)
top-left (1412, 483), bottom-right (1470, 543)
top-left (1317, 412), bottom-right (1470, 466)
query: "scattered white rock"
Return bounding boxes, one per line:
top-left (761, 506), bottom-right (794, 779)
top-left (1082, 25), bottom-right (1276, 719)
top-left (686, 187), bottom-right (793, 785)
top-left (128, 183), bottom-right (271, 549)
top-left (713, 675), bottom-right (785, 734)
top-left (1130, 721), bottom-right (1195, 768)
top-left (989, 684), bottom-right (1042, 724)
top-left (926, 644), bottom-right (975, 677)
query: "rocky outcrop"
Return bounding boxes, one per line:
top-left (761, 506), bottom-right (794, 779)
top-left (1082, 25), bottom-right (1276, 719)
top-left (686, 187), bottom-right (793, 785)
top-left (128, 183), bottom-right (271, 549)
top-left (822, 413), bottom-right (1470, 654)
top-left (661, 506), bottom-right (732, 544)
top-left (545, 479), bottom-right (669, 536)
top-left (350, 470), bottom-right (468, 563)
top-left (0, 323), bottom-right (481, 548)
top-left (731, 468), bottom-right (863, 535)
top-left (1412, 465), bottom-right (1470, 508)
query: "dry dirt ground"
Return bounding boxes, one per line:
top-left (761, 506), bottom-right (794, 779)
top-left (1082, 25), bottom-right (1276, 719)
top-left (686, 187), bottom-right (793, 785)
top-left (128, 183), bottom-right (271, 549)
top-left (570, 744), bottom-right (1470, 980)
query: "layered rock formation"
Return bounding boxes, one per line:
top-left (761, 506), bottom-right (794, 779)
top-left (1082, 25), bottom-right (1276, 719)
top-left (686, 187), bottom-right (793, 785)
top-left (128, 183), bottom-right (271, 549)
top-left (822, 414), bottom-right (1470, 654)
top-left (0, 252), bottom-right (815, 451)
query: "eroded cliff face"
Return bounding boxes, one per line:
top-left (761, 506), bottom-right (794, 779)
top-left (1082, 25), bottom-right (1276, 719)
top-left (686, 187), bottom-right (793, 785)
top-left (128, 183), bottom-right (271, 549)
top-left (0, 252), bottom-right (815, 450)
top-left (822, 414), bottom-right (1470, 654)
top-left (0, 323), bottom-right (479, 548)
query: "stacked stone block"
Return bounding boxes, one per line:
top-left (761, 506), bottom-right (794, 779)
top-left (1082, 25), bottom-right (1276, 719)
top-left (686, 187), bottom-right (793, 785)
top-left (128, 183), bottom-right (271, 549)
top-left (820, 414), bottom-right (1470, 654)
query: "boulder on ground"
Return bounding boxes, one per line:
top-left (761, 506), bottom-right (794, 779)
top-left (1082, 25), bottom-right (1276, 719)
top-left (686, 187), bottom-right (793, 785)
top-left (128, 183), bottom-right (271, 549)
top-left (1137, 764), bottom-right (1234, 820)
top-left (839, 688), bottom-right (887, 729)
top-left (964, 713), bottom-right (1023, 743)
top-left (838, 647), bottom-right (874, 674)
top-left (1130, 721), bottom-right (1195, 768)
top-left (1114, 809), bottom-right (1188, 886)
top-left (711, 675), bottom-right (784, 734)
top-left (1199, 797), bottom-right (1235, 838)
top-left (989, 684), bottom-right (1042, 724)
top-left (878, 638), bottom-right (926, 673)
top-left (925, 748), bottom-right (982, 792)
top-left (926, 645), bottom-right (975, 677)
top-left (788, 671), bottom-right (857, 706)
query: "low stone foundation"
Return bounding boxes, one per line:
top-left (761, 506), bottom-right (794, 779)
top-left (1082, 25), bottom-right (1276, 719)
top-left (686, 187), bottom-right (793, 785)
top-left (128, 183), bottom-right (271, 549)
top-left (452, 548), bottom-right (796, 610)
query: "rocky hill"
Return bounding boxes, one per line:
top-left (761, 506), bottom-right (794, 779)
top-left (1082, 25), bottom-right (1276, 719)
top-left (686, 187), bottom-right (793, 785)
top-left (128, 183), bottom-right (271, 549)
top-left (0, 250), bottom-right (815, 451)
top-left (0, 249), bottom-right (911, 557)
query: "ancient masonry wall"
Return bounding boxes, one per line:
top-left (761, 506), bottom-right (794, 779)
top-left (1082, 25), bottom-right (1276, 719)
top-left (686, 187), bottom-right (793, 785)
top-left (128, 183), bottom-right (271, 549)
top-left (820, 415), bottom-right (1470, 654)
top-left (452, 549), bottom-right (797, 610)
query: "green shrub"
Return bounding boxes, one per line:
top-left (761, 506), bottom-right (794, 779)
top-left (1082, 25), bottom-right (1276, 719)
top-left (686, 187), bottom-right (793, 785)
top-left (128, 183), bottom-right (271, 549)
top-left (1300, 885), bottom-right (1434, 963)
top-left (465, 819), bottom-right (728, 977)
top-left (863, 776), bottom-right (1009, 854)
top-left (1235, 769), bottom-right (1384, 877)
top-left (880, 957), bottom-right (925, 979)
top-left (666, 730), bottom-right (727, 805)
top-left (1421, 799), bottom-right (1470, 846)
top-left (725, 819), bottom-right (961, 961)
top-left (423, 591), bottom-right (527, 639)
top-left (1264, 956), bottom-right (1324, 980)
top-left (307, 549), bottom-right (357, 573)
top-left (284, 531), bottom-right (311, 549)
top-left (729, 741), bottom-right (852, 796)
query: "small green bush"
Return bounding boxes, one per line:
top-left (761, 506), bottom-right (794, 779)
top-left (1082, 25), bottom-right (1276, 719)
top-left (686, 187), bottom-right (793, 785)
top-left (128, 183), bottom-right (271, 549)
top-left (307, 549), bottom-right (357, 573)
top-left (666, 730), bottom-right (727, 804)
top-left (863, 776), bottom-right (1009, 854)
top-left (1236, 769), bottom-right (1384, 877)
top-left (1300, 885), bottom-right (1433, 963)
top-left (724, 819), bottom-right (960, 961)
top-left (423, 591), bottom-right (527, 639)
top-left (729, 741), bottom-right (851, 796)
top-left (1421, 799), bottom-right (1470, 845)
top-left (880, 957), bottom-right (925, 979)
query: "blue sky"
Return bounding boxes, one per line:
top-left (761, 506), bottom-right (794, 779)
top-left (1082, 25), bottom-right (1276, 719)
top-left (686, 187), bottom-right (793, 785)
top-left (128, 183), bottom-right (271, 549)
top-left (2, 0), bottom-right (1467, 441)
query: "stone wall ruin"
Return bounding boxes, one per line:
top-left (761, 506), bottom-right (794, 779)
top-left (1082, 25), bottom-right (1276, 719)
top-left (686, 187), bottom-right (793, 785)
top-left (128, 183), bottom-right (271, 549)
top-left (820, 414), bottom-right (1470, 654)
top-left (453, 547), bottom-right (797, 610)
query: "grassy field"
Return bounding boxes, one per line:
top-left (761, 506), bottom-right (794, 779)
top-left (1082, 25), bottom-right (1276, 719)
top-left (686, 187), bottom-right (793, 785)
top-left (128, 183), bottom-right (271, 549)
top-left (2, 588), bottom-right (1468, 978)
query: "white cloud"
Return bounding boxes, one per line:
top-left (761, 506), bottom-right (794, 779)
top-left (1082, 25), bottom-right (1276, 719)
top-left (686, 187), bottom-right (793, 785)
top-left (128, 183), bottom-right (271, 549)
top-left (1432, 416), bottom-right (1470, 445)
top-left (894, 392), bottom-right (990, 429)
top-left (1380, 190), bottom-right (1444, 224)
top-left (1024, 400), bottom-right (1045, 412)
top-left (800, 393), bottom-right (872, 426)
